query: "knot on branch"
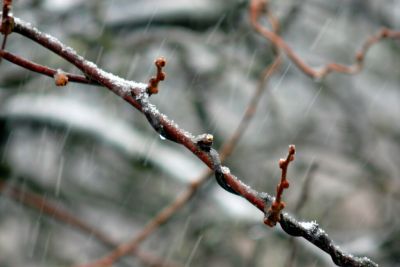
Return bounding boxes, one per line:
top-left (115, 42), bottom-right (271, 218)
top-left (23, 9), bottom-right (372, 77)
top-left (147, 57), bottom-right (166, 95)
top-left (264, 144), bottom-right (295, 227)
top-left (194, 133), bottom-right (214, 152)
top-left (54, 69), bottom-right (69, 86)
top-left (194, 133), bottom-right (239, 195)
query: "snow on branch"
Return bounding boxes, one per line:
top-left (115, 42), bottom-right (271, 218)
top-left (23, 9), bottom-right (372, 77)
top-left (0, 9), bottom-right (379, 267)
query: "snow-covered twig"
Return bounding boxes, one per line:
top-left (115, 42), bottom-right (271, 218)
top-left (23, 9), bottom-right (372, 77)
top-left (3, 13), bottom-right (379, 267)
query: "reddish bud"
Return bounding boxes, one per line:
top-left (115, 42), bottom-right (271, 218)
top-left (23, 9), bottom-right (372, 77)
top-left (147, 57), bottom-right (167, 95)
top-left (54, 69), bottom-right (68, 86)
top-left (148, 87), bottom-right (158, 95)
top-left (288, 144), bottom-right (296, 155)
top-left (156, 57), bottom-right (166, 67)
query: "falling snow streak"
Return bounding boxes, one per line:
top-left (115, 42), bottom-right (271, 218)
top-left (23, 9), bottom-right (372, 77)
top-left (184, 235), bottom-right (203, 267)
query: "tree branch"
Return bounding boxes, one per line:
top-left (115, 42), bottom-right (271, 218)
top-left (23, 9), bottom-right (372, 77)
top-left (0, 49), bottom-right (98, 85)
top-left (12, 16), bottom-right (268, 213)
top-left (264, 145), bottom-right (295, 227)
top-left (74, 43), bottom-right (282, 267)
top-left (250, 0), bottom-right (400, 79)
top-left (73, 7), bottom-right (285, 263)
top-left (3, 15), bottom-right (379, 267)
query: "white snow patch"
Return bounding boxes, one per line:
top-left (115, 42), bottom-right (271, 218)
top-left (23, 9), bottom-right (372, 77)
top-left (221, 166), bottom-right (230, 174)
top-left (300, 220), bottom-right (318, 231)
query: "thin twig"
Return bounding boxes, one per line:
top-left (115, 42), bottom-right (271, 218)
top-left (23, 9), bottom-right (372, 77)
top-left (147, 57), bottom-right (166, 95)
top-left (264, 145), bottom-right (295, 227)
top-left (0, 50), bottom-right (98, 85)
top-left (250, 0), bottom-right (400, 79)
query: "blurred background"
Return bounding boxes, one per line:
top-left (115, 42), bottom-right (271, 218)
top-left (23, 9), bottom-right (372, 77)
top-left (0, 0), bottom-right (399, 266)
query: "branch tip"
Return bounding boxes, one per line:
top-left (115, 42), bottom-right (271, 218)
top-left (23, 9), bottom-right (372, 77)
top-left (288, 144), bottom-right (296, 155)
top-left (147, 56), bottom-right (167, 95)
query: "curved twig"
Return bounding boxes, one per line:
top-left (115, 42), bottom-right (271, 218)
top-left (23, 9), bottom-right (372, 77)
top-left (250, 0), bottom-right (400, 79)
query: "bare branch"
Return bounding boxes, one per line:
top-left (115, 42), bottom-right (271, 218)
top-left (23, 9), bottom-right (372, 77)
top-left (264, 145), bottom-right (295, 227)
top-left (147, 57), bottom-right (166, 95)
top-left (250, 0), bottom-right (400, 79)
top-left (11, 16), bottom-right (267, 213)
top-left (279, 214), bottom-right (377, 267)
top-left (73, 49), bottom-right (282, 267)
top-left (5, 15), bottom-right (379, 267)
top-left (0, 50), bottom-right (98, 85)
